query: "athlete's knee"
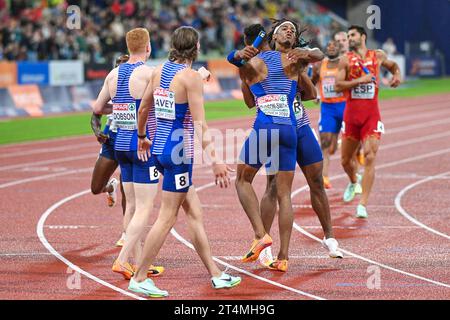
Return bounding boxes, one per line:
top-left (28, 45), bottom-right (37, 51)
top-left (364, 150), bottom-right (377, 165)
top-left (320, 136), bottom-right (332, 150)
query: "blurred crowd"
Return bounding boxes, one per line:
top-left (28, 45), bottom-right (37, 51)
top-left (0, 0), bottom-right (345, 64)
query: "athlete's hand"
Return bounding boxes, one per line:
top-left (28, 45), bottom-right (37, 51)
top-left (198, 67), bottom-right (211, 82)
top-left (287, 48), bottom-right (309, 63)
top-left (235, 46), bottom-right (259, 61)
top-left (358, 73), bottom-right (375, 84)
top-left (212, 163), bottom-right (234, 188)
top-left (137, 137), bottom-right (152, 162)
top-left (95, 132), bottom-right (109, 144)
top-left (389, 73), bottom-right (401, 88)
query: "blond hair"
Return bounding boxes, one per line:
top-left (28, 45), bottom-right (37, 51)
top-left (126, 28), bottom-right (150, 54)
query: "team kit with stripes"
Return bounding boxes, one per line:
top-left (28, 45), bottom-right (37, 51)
top-left (92, 20), bottom-right (400, 298)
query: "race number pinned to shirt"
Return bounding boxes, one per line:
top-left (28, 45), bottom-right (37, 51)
top-left (322, 77), bottom-right (343, 99)
top-left (154, 88), bottom-right (175, 120)
top-left (293, 94), bottom-right (303, 120)
top-left (113, 102), bottom-right (137, 130)
top-left (257, 94), bottom-right (290, 118)
top-left (351, 83), bottom-right (375, 99)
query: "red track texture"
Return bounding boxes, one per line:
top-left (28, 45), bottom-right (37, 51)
top-left (0, 93), bottom-right (449, 300)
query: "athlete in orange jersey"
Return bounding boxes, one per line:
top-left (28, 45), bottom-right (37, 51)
top-left (312, 40), bottom-right (347, 189)
top-left (335, 25), bottom-right (401, 218)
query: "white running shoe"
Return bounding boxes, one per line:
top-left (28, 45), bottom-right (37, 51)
top-left (258, 246), bottom-right (274, 267)
top-left (322, 237), bottom-right (344, 258)
top-left (128, 277), bottom-right (168, 298)
top-left (107, 178), bottom-right (118, 207)
top-left (211, 272), bottom-right (241, 289)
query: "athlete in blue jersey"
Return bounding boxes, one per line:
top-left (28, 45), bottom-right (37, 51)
top-left (92, 28), bottom-right (164, 282)
top-left (130, 26), bottom-right (241, 297)
top-left (90, 54), bottom-right (129, 247)
top-left (231, 21), bottom-right (317, 272)
top-left (229, 22), bottom-right (342, 271)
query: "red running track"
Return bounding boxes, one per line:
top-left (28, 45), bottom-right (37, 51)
top-left (0, 93), bottom-right (449, 300)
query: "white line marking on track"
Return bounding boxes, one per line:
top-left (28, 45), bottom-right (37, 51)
top-left (0, 154), bottom-right (96, 172)
top-left (291, 147), bottom-right (450, 288)
top-left (36, 189), bottom-right (146, 300)
top-left (0, 142), bottom-right (95, 159)
top-left (0, 168), bottom-right (91, 189)
top-left (394, 171), bottom-right (450, 240)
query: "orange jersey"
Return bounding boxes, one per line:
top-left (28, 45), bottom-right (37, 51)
top-left (318, 58), bottom-right (346, 103)
top-left (346, 50), bottom-right (379, 108)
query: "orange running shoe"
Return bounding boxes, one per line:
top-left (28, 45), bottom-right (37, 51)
top-left (242, 234), bottom-right (273, 262)
top-left (357, 151), bottom-right (365, 166)
top-left (268, 259), bottom-right (288, 272)
top-left (323, 176), bottom-right (332, 189)
top-left (112, 260), bottom-right (135, 280)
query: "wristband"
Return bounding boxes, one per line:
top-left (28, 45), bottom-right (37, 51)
top-left (137, 134), bottom-right (147, 139)
top-left (227, 50), bottom-right (244, 68)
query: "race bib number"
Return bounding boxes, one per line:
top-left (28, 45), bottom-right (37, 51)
top-left (149, 166), bottom-right (160, 181)
top-left (154, 88), bottom-right (175, 120)
top-left (257, 94), bottom-right (290, 118)
top-left (175, 172), bottom-right (189, 190)
top-left (322, 77), bottom-right (343, 99)
top-left (293, 95), bottom-right (303, 120)
top-left (351, 83), bottom-right (375, 99)
top-left (113, 103), bottom-right (137, 130)
top-left (374, 121), bottom-right (385, 134)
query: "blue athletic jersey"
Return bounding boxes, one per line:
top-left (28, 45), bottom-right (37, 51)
top-left (112, 62), bottom-right (145, 152)
top-left (293, 93), bottom-right (311, 129)
top-left (250, 51), bottom-right (298, 127)
top-left (151, 61), bottom-right (194, 161)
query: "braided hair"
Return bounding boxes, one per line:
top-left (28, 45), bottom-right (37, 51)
top-left (267, 18), bottom-right (309, 50)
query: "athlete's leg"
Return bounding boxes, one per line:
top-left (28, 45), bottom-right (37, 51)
top-left (182, 187), bottom-right (222, 277)
top-left (260, 174), bottom-right (277, 233)
top-left (235, 163), bottom-right (266, 239)
top-left (121, 182), bottom-right (136, 236)
top-left (90, 155), bottom-right (118, 195)
top-left (275, 170), bottom-right (295, 260)
top-left (116, 183), bottom-right (157, 264)
top-left (360, 136), bottom-right (380, 206)
top-left (134, 190), bottom-right (186, 282)
top-left (119, 174), bottom-right (126, 216)
top-left (300, 161), bottom-right (334, 239)
top-left (320, 132), bottom-right (333, 178)
top-left (341, 137), bottom-right (361, 184)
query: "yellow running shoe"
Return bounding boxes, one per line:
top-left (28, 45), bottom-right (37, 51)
top-left (112, 260), bottom-right (135, 280)
top-left (242, 234), bottom-right (272, 263)
top-left (132, 264), bottom-right (165, 277)
top-left (268, 259), bottom-right (288, 272)
top-left (323, 176), bottom-right (332, 189)
top-left (115, 233), bottom-right (125, 247)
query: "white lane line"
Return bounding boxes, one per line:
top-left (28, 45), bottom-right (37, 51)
top-left (36, 189), bottom-right (146, 300)
top-left (0, 154), bottom-right (96, 172)
top-left (37, 181), bottom-right (324, 300)
top-left (0, 168), bottom-right (91, 189)
top-left (168, 181), bottom-right (325, 300)
top-left (291, 148), bottom-right (450, 288)
top-left (394, 171), bottom-right (450, 240)
top-left (0, 142), bottom-right (95, 159)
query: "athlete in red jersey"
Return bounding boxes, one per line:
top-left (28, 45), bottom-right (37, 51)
top-left (335, 25), bottom-right (401, 219)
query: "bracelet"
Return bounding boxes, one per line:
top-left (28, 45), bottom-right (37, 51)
top-left (137, 134), bottom-right (147, 139)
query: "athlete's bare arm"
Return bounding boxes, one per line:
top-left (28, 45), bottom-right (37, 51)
top-left (287, 47), bottom-right (325, 64)
top-left (92, 69), bottom-right (116, 115)
top-left (298, 70), bottom-right (317, 101)
top-left (311, 61), bottom-right (321, 85)
top-left (376, 49), bottom-right (401, 88)
top-left (335, 55), bottom-right (373, 92)
top-left (184, 70), bottom-right (232, 188)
